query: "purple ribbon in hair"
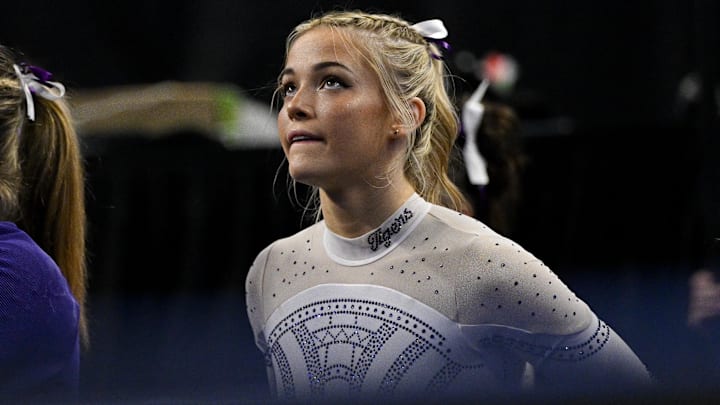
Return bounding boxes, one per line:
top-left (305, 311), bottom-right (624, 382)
top-left (20, 64), bottom-right (54, 87)
top-left (13, 62), bottom-right (66, 121)
top-left (27, 66), bottom-right (52, 83)
top-left (427, 39), bottom-right (451, 60)
top-left (411, 19), bottom-right (451, 59)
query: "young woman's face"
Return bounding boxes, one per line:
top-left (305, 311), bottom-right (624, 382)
top-left (277, 26), bottom-right (398, 192)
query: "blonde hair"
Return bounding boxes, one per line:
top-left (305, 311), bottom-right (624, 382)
top-left (281, 10), bottom-right (471, 215)
top-left (0, 46), bottom-right (88, 345)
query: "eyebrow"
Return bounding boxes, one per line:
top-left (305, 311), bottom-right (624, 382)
top-left (279, 61), bottom-right (353, 80)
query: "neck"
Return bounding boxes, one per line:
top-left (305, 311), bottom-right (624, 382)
top-left (320, 181), bottom-right (416, 238)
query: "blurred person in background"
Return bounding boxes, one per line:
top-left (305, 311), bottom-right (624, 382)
top-left (459, 78), bottom-right (527, 237)
top-left (70, 81), bottom-right (278, 149)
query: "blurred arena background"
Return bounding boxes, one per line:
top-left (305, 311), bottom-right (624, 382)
top-left (1, 0), bottom-right (718, 402)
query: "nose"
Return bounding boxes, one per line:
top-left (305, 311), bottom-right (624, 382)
top-left (285, 86), bottom-right (314, 121)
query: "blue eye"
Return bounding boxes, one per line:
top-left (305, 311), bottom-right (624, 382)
top-left (322, 77), bottom-right (346, 89)
top-left (280, 83), bottom-right (296, 97)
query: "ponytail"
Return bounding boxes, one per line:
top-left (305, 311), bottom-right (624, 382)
top-left (407, 59), bottom-right (471, 214)
top-left (18, 96), bottom-right (88, 345)
top-left (0, 46), bottom-right (88, 346)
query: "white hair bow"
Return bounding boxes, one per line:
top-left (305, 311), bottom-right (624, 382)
top-left (410, 19), bottom-right (448, 39)
top-left (411, 19), bottom-right (450, 59)
top-left (13, 63), bottom-right (66, 121)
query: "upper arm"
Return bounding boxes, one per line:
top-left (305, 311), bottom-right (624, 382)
top-left (453, 235), bottom-right (652, 395)
top-left (455, 235), bottom-right (592, 335)
top-left (245, 244), bottom-right (273, 350)
top-left (530, 313), bottom-right (653, 396)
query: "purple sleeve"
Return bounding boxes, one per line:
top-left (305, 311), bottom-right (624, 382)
top-left (0, 225), bottom-right (79, 401)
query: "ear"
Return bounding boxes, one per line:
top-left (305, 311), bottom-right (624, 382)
top-left (408, 96), bottom-right (426, 130)
top-left (390, 97), bottom-right (427, 137)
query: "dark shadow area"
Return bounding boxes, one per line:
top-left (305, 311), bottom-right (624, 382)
top-left (80, 134), bottom-right (301, 403)
top-left (81, 292), bottom-right (268, 403)
top-left (513, 124), bottom-right (701, 269)
top-left (0, 0), bottom-right (712, 402)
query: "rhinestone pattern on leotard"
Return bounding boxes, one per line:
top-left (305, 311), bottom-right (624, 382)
top-left (476, 317), bottom-right (612, 361)
top-left (246, 194), bottom-right (652, 401)
top-left (265, 292), bottom-right (486, 400)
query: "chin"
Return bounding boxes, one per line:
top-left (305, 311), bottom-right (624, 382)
top-left (287, 168), bottom-right (319, 187)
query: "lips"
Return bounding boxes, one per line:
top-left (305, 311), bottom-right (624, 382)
top-left (288, 130), bottom-right (322, 144)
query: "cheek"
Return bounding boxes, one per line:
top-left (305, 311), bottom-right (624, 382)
top-left (324, 101), bottom-right (381, 133)
top-left (277, 108), bottom-right (287, 133)
top-left (351, 104), bottom-right (390, 139)
top-left (277, 111), bottom-right (290, 147)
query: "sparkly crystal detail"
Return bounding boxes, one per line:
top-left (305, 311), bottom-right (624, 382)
top-left (477, 318), bottom-right (611, 361)
top-left (265, 296), bottom-right (484, 400)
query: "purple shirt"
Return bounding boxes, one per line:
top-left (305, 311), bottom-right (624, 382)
top-left (0, 221), bottom-right (79, 401)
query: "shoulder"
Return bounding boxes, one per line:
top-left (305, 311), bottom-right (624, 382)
top-left (0, 220), bottom-right (77, 309)
top-left (248, 223), bottom-right (321, 270)
top-left (0, 222), bottom-right (49, 264)
top-left (426, 204), bottom-right (494, 234)
top-left (0, 222), bottom-right (64, 290)
top-left (0, 221), bottom-right (76, 306)
top-left (422, 206), bottom-right (593, 335)
top-left (245, 223), bottom-right (322, 343)
top-left (0, 223), bottom-right (79, 392)
top-left (423, 204), bottom-right (517, 256)
top-left (246, 222), bottom-right (322, 293)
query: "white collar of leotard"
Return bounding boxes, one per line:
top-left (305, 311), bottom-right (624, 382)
top-left (323, 193), bottom-right (431, 266)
